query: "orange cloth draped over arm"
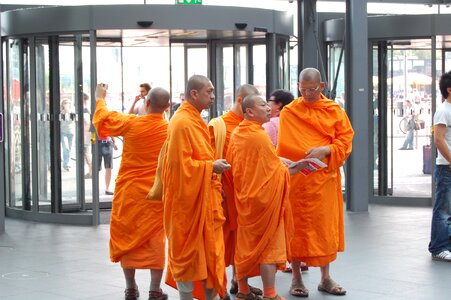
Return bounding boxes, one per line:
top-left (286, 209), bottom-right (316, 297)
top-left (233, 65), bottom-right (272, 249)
top-left (209, 111), bottom-right (243, 266)
top-left (93, 99), bottom-right (168, 267)
top-left (227, 120), bottom-right (293, 280)
top-left (276, 95), bottom-right (354, 267)
top-left (162, 102), bottom-right (226, 299)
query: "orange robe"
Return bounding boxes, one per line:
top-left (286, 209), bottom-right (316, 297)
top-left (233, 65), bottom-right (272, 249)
top-left (226, 120), bottom-right (293, 280)
top-left (209, 110), bottom-right (243, 267)
top-left (276, 95), bottom-right (354, 267)
top-left (93, 99), bottom-right (168, 269)
top-left (162, 101), bottom-right (226, 299)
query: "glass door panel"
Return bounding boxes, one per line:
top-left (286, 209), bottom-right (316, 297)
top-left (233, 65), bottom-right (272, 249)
top-left (186, 45), bottom-right (209, 122)
top-left (235, 45), bottom-right (248, 89)
top-left (222, 45), bottom-right (233, 114)
top-left (35, 39), bottom-right (52, 212)
top-left (170, 43), bottom-right (185, 115)
top-left (8, 39), bottom-right (23, 209)
top-left (96, 45), bottom-right (124, 201)
top-left (373, 39), bottom-right (434, 199)
top-left (59, 42), bottom-right (80, 207)
top-left (253, 44), bottom-right (266, 98)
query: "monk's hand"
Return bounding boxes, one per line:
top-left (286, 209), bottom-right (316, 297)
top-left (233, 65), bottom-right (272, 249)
top-left (305, 145), bottom-right (331, 160)
top-left (288, 160), bottom-right (310, 175)
top-left (213, 159), bottom-right (231, 174)
top-left (279, 157), bottom-right (293, 167)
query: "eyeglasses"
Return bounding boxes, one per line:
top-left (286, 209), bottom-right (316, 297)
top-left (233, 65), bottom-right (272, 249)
top-left (300, 85), bottom-right (321, 94)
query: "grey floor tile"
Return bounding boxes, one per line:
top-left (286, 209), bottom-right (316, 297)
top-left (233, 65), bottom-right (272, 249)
top-left (1, 204), bottom-right (451, 300)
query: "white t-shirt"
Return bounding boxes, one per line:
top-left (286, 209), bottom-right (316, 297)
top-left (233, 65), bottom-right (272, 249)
top-left (433, 100), bottom-right (451, 165)
top-left (133, 98), bottom-right (147, 116)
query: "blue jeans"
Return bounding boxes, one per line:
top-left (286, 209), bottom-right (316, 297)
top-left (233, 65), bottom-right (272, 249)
top-left (429, 165), bottom-right (451, 255)
top-left (402, 129), bottom-right (414, 149)
top-left (61, 132), bottom-right (74, 168)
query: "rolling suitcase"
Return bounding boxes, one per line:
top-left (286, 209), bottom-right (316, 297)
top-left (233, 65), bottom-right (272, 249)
top-left (423, 145), bottom-right (432, 174)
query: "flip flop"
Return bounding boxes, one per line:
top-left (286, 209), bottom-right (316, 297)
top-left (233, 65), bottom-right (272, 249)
top-left (317, 278), bottom-right (346, 296)
top-left (262, 295), bottom-right (285, 300)
top-left (289, 281), bottom-right (309, 298)
top-left (236, 292), bottom-right (261, 300)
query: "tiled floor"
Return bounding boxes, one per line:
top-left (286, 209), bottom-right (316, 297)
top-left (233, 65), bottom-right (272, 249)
top-left (0, 204), bottom-right (450, 300)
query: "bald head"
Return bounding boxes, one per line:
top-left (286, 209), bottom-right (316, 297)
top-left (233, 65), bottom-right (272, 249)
top-left (185, 75), bottom-right (210, 99)
top-left (236, 84), bottom-right (259, 99)
top-left (232, 84), bottom-right (259, 116)
top-left (242, 94), bottom-right (270, 124)
top-left (242, 94), bottom-right (259, 113)
top-left (146, 87), bottom-right (170, 113)
top-left (299, 68), bottom-right (321, 83)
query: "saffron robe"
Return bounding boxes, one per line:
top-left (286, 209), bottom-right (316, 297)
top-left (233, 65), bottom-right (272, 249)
top-left (276, 95), bottom-right (354, 267)
top-left (227, 120), bottom-right (293, 280)
top-left (93, 99), bottom-right (168, 269)
top-left (162, 101), bottom-right (226, 299)
top-left (209, 110), bottom-right (243, 266)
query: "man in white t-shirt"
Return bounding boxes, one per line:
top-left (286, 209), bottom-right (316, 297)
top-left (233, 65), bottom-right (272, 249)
top-left (429, 70), bottom-right (451, 262)
top-left (129, 83), bottom-right (151, 115)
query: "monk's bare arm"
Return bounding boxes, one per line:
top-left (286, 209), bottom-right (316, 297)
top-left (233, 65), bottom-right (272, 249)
top-left (213, 159), bottom-right (231, 174)
top-left (305, 145), bottom-right (331, 160)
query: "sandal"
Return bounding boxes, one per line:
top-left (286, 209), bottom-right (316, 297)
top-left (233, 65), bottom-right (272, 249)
top-left (124, 288), bottom-right (139, 300)
top-left (289, 281), bottom-right (309, 298)
top-left (148, 290), bottom-right (168, 300)
top-left (230, 280), bottom-right (263, 296)
top-left (317, 278), bottom-right (346, 296)
top-left (221, 292), bottom-right (231, 300)
top-left (236, 292), bottom-right (261, 300)
top-left (263, 295), bottom-right (285, 300)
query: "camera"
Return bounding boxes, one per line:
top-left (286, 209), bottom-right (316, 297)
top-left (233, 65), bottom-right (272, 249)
top-left (100, 83), bottom-right (108, 90)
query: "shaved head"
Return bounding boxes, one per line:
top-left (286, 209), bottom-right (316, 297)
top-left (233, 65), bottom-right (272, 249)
top-left (147, 87), bottom-right (170, 113)
top-left (242, 94), bottom-right (270, 124)
top-left (236, 84), bottom-right (259, 99)
top-left (186, 75), bottom-right (209, 98)
top-left (299, 68), bottom-right (321, 83)
top-left (242, 94), bottom-right (260, 113)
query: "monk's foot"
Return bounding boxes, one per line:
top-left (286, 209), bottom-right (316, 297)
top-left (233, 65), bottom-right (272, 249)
top-left (262, 295), bottom-right (285, 300)
top-left (124, 287), bottom-right (139, 300)
top-left (317, 278), bottom-right (346, 296)
top-left (249, 285), bottom-right (263, 296)
top-left (236, 292), bottom-right (262, 300)
top-left (221, 292), bottom-right (231, 300)
top-left (229, 280), bottom-right (238, 294)
top-left (290, 280), bottom-right (309, 298)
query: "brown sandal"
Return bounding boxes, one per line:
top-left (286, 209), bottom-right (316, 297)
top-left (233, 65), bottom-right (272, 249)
top-left (236, 292), bottom-right (261, 300)
top-left (263, 295), bottom-right (285, 300)
top-left (289, 281), bottom-right (309, 298)
top-left (124, 288), bottom-right (139, 300)
top-left (230, 280), bottom-right (263, 296)
top-left (317, 278), bottom-right (346, 296)
top-left (148, 290), bottom-right (168, 300)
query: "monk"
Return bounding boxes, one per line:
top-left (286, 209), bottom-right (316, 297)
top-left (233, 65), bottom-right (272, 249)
top-left (208, 84), bottom-right (262, 299)
top-left (93, 84), bottom-right (170, 300)
top-left (162, 74), bottom-right (231, 300)
top-left (277, 68), bottom-right (354, 297)
top-left (226, 94), bottom-right (294, 300)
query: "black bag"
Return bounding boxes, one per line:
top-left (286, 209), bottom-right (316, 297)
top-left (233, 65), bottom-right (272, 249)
top-left (423, 145), bottom-right (432, 174)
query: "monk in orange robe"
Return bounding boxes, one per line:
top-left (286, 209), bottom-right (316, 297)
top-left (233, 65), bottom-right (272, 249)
top-left (93, 84), bottom-right (170, 300)
top-left (162, 75), bottom-right (231, 300)
top-left (208, 84), bottom-right (262, 299)
top-left (277, 68), bottom-right (354, 297)
top-left (226, 94), bottom-right (294, 300)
